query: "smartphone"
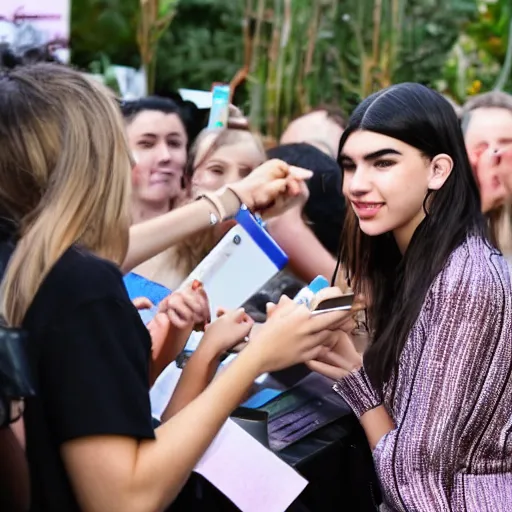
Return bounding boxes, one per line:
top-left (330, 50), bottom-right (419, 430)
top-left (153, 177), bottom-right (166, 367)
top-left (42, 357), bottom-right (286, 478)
top-left (311, 293), bottom-right (355, 315)
top-left (207, 84), bottom-right (230, 129)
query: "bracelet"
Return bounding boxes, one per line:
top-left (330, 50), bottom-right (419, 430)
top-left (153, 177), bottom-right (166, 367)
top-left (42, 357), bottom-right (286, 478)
top-left (195, 196), bottom-right (220, 226)
top-left (197, 187), bottom-right (243, 222)
top-left (217, 186), bottom-right (244, 219)
top-left (224, 185), bottom-right (245, 211)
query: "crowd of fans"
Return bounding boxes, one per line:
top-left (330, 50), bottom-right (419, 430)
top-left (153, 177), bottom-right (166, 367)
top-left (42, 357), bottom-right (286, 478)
top-left (0, 44), bottom-right (511, 512)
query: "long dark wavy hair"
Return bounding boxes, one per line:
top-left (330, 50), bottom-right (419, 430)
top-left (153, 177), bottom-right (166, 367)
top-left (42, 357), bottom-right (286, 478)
top-left (338, 83), bottom-right (487, 389)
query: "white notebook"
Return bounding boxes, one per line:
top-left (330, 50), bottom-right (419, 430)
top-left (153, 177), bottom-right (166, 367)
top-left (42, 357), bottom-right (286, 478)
top-left (179, 206), bottom-right (288, 319)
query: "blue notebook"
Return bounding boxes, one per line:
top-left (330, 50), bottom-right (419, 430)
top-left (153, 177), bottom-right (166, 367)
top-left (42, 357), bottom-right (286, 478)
top-left (124, 272), bottom-right (170, 324)
top-left (124, 272), bottom-right (171, 305)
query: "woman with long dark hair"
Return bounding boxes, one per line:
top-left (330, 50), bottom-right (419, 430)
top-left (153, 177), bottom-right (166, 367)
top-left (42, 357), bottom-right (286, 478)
top-left (308, 83), bottom-right (512, 510)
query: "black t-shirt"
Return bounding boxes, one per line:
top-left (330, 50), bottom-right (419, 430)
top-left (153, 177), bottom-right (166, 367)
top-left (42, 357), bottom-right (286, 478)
top-left (19, 246), bottom-right (155, 511)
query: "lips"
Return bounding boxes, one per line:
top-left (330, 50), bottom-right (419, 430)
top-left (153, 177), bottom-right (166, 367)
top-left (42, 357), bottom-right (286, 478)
top-left (150, 170), bottom-right (176, 185)
top-left (351, 201), bottom-right (385, 219)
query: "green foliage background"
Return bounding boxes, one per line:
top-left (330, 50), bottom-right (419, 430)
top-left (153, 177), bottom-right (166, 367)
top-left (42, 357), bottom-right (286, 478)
top-left (70, 0), bottom-right (511, 137)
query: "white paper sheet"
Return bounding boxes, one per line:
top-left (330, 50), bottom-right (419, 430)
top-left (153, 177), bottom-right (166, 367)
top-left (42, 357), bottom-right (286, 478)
top-left (150, 365), bottom-right (308, 511)
top-left (194, 419), bottom-right (308, 512)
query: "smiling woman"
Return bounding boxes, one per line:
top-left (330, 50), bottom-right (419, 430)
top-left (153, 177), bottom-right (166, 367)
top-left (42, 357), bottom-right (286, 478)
top-left (461, 91), bottom-right (512, 258)
top-left (308, 83), bottom-right (512, 511)
top-left (339, 135), bottom-right (452, 252)
top-left (462, 92), bottom-right (512, 214)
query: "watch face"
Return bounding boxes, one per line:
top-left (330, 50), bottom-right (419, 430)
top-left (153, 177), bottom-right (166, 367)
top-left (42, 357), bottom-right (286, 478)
top-left (209, 212), bottom-right (219, 225)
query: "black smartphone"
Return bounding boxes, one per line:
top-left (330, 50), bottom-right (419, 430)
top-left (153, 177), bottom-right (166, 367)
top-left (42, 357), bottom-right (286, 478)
top-left (311, 293), bottom-right (355, 315)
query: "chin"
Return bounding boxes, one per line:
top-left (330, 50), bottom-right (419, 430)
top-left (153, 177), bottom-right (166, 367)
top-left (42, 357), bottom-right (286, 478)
top-left (358, 219), bottom-right (391, 237)
top-left (141, 192), bottom-right (173, 206)
top-left (154, 193), bottom-right (174, 203)
top-left (191, 185), bottom-right (203, 197)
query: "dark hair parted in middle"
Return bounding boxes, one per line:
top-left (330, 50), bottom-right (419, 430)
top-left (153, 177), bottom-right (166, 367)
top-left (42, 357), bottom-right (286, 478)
top-left (338, 83), bottom-right (487, 388)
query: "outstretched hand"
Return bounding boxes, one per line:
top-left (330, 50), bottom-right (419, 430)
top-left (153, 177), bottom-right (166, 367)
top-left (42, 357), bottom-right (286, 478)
top-left (228, 159), bottom-right (313, 213)
top-left (158, 283), bottom-right (210, 330)
top-left (132, 304), bottom-right (188, 385)
top-left (306, 330), bottom-right (363, 380)
top-left (132, 284), bottom-right (212, 384)
top-left (243, 295), bottom-right (353, 374)
top-left (198, 308), bottom-right (254, 360)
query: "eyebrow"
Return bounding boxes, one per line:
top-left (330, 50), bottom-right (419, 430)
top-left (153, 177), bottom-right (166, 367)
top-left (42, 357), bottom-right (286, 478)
top-left (205, 159), bottom-right (227, 166)
top-left (139, 132), bottom-right (184, 138)
top-left (339, 148), bottom-right (402, 161)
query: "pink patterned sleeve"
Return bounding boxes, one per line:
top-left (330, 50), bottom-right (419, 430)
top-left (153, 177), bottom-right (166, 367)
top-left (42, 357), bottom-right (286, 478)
top-left (333, 366), bottom-right (382, 418)
top-left (336, 245), bottom-right (512, 511)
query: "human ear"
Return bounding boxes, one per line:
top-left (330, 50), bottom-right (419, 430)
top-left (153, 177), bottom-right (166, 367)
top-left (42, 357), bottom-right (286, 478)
top-left (428, 154), bottom-right (453, 190)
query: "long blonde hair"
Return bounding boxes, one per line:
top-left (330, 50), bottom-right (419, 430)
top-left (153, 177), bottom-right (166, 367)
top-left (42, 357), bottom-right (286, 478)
top-left (0, 64), bottom-right (132, 326)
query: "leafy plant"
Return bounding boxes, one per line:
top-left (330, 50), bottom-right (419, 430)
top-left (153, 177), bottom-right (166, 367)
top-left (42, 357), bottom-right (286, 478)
top-left (242, 0), bottom-right (478, 139)
top-left (138, 0), bottom-right (180, 94)
top-left (153, 0), bottom-right (245, 95)
top-left (71, 0), bottom-right (140, 70)
top-left (88, 54), bottom-right (122, 94)
top-left (438, 0), bottom-right (512, 102)
top-left (72, 0), bottom-right (500, 137)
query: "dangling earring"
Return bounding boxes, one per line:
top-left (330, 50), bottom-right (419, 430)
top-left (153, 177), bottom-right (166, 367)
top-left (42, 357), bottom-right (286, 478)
top-left (422, 189), bottom-right (433, 216)
top-left (331, 232), bottom-right (344, 287)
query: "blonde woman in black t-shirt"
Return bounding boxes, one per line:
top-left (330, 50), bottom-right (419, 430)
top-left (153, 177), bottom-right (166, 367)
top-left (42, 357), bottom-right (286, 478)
top-left (0, 64), bottom-right (352, 512)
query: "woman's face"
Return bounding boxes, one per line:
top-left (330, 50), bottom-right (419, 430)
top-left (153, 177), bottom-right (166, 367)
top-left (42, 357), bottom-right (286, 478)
top-left (127, 110), bottom-right (188, 206)
top-left (464, 107), bottom-right (512, 213)
top-left (340, 130), bottom-right (446, 251)
top-left (191, 136), bottom-right (264, 195)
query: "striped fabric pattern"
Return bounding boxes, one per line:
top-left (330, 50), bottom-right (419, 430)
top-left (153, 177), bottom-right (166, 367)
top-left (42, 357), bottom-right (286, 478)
top-left (334, 236), bottom-right (512, 511)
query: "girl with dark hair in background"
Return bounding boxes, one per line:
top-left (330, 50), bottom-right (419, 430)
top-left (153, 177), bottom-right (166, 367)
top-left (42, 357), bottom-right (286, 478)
top-left (307, 83), bottom-right (512, 510)
top-left (265, 143), bottom-right (346, 284)
top-left (121, 97), bottom-right (197, 310)
top-left (122, 97), bottom-right (190, 224)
